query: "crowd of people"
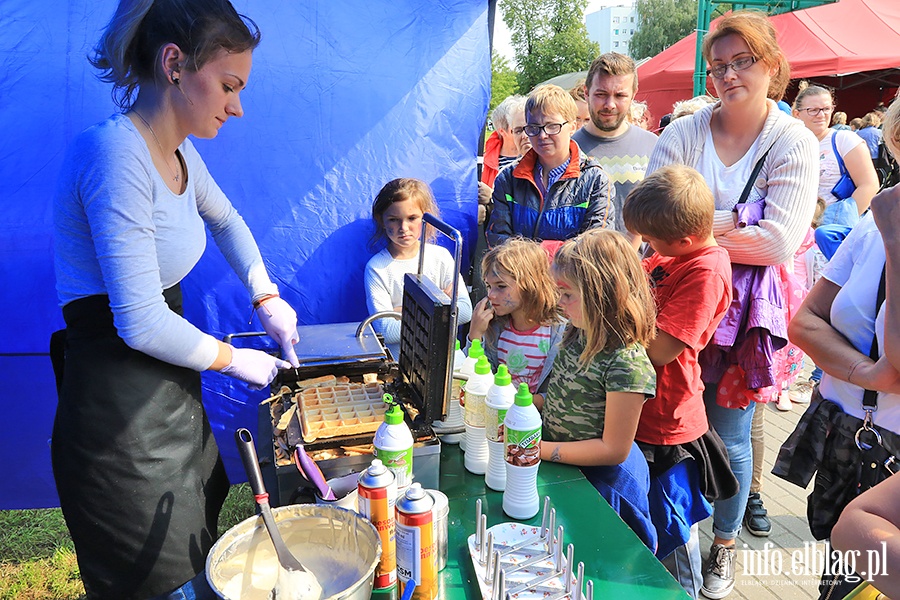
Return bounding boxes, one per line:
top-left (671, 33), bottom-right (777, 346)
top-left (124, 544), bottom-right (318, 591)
top-left (471, 9), bottom-right (900, 600)
top-left (50, 0), bottom-right (900, 598)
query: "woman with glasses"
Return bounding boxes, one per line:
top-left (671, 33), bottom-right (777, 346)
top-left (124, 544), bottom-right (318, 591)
top-left (647, 11), bottom-right (818, 599)
top-left (486, 84), bottom-right (614, 254)
top-left (793, 81), bottom-right (878, 228)
top-left (784, 87), bottom-right (880, 476)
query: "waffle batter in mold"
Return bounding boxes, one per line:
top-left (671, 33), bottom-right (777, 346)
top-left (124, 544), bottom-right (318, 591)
top-left (295, 383), bottom-right (387, 441)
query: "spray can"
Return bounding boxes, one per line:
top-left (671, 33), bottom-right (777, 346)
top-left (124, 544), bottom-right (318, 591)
top-left (374, 393), bottom-right (414, 499)
top-left (358, 459), bottom-right (398, 589)
top-left (433, 340), bottom-right (466, 444)
top-left (463, 355), bottom-right (493, 475)
top-left (458, 339), bottom-right (485, 452)
top-left (484, 364), bottom-right (517, 491)
top-left (395, 483), bottom-right (437, 600)
top-left (502, 383), bottom-right (542, 520)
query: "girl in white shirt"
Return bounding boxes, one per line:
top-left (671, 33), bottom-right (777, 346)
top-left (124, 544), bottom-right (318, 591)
top-left (364, 178), bottom-right (472, 352)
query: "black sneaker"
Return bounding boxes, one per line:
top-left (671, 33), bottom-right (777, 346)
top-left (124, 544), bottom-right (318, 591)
top-left (744, 492), bottom-right (772, 537)
top-left (701, 544), bottom-right (735, 599)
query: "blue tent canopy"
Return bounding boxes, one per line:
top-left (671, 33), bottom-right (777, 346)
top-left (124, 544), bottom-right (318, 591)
top-left (0, 1), bottom-right (490, 509)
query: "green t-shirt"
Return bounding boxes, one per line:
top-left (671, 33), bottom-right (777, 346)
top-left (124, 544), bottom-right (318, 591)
top-left (542, 334), bottom-right (657, 442)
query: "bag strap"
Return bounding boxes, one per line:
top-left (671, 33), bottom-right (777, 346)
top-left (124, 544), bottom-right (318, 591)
top-left (736, 148), bottom-right (772, 205)
top-left (862, 265), bottom-right (888, 411)
top-left (831, 131), bottom-right (849, 178)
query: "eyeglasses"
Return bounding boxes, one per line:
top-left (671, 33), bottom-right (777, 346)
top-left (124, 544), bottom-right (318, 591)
top-left (706, 56), bottom-right (758, 79)
top-left (523, 122), bottom-right (568, 137)
top-left (799, 106), bottom-right (834, 117)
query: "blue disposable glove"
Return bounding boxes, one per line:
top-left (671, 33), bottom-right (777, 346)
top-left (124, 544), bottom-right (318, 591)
top-left (221, 347), bottom-right (291, 390)
top-left (256, 296), bottom-right (300, 367)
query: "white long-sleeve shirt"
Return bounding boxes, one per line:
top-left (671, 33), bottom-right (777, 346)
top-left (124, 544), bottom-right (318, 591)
top-left (364, 243), bottom-right (472, 345)
top-left (54, 113), bottom-right (277, 371)
top-left (647, 100), bottom-right (819, 266)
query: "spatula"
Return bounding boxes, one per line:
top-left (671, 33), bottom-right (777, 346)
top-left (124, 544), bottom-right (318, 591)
top-left (236, 428), bottom-right (323, 600)
top-left (295, 445), bottom-right (337, 501)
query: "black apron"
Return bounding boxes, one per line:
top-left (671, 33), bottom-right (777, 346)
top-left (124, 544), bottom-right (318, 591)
top-left (51, 286), bottom-right (229, 599)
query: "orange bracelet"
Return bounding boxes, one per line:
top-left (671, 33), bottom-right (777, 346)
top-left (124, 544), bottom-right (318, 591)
top-left (252, 293), bottom-right (279, 309)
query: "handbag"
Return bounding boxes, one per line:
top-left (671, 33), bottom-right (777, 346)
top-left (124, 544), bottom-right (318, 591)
top-left (818, 266), bottom-right (898, 600)
top-left (830, 132), bottom-right (857, 201)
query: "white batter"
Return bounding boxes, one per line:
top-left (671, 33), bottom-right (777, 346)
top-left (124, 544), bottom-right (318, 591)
top-left (271, 567), bottom-right (323, 600)
top-left (215, 535), bottom-right (369, 600)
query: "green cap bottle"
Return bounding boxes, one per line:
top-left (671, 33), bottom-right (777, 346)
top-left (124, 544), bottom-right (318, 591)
top-left (494, 364), bottom-right (511, 387)
top-left (514, 382), bottom-right (533, 407)
top-left (383, 393), bottom-right (404, 425)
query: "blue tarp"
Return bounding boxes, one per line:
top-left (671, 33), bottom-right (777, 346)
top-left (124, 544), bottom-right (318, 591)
top-left (0, 1), bottom-right (490, 509)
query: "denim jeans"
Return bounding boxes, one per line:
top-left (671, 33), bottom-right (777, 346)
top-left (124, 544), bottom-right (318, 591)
top-left (704, 387), bottom-right (756, 540)
top-left (819, 197), bottom-right (859, 228)
top-left (150, 570), bottom-right (217, 600)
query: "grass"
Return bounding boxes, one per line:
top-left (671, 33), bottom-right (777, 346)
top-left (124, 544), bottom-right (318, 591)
top-left (0, 484), bottom-right (255, 600)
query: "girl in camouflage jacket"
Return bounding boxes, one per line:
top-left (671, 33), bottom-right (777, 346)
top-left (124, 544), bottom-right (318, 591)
top-left (534, 229), bottom-right (659, 551)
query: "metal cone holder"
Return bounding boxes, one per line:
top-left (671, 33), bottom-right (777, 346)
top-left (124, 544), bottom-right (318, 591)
top-left (467, 497), bottom-right (593, 600)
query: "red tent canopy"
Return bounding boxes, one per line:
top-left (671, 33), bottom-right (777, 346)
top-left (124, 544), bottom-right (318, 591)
top-left (636, 0), bottom-right (900, 128)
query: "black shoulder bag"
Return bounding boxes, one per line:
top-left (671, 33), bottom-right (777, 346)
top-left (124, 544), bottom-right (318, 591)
top-left (854, 266), bottom-right (898, 491)
top-left (819, 265), bottom-right (899, 600)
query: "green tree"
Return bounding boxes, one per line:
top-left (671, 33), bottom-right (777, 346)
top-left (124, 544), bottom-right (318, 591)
top-left (630, 0), bottom-right (733, 61)
top-left (499, 0), bottom-right (600, 94)
top-left (490, 51), bottom-right (519, 114)
top-left (630, 0), bottom-right (697, 61)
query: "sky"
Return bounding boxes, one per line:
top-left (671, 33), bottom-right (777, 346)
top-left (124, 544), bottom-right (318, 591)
top-left (493, 0), bottom-right (632, 61)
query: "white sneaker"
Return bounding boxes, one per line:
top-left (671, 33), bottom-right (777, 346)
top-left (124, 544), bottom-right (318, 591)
top-left (702, 544), bottom-right (736, 599)
top-left (790, 380), bottom-right (814, 404)
top-left (775, 390), bottom-right (792, 411)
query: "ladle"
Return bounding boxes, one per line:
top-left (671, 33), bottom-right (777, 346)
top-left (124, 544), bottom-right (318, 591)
top-left (236, 428), bottom-right (322, 599)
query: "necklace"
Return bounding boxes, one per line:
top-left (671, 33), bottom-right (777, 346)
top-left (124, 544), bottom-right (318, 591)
top-left (132, 110), bottom-right (181, 183)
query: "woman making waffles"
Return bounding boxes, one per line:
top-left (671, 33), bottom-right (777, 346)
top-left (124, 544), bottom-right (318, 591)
top-left (51, 0), bottom-right (300, 597)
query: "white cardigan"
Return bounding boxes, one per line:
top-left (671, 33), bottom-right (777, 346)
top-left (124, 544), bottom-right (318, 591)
top-left (648, 100), bottom-right (819, 266)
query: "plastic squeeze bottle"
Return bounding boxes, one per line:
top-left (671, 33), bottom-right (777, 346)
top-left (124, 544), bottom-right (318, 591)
top-left (502, 383), bottom-right (542, 519)
top-left (373, 393), bottom-right (415, 499)
top-left (484, 364), bottom-right (517, 491)
top-left (463, 355), bottom-right (493, 475)
top-left (458, 338), bottom-right (485, 452)
top-left (433, 340), bottom-right (466, 444)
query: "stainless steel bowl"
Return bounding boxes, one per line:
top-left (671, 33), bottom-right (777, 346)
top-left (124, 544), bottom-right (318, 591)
top-left (207, 504), bottom-right (381, 600)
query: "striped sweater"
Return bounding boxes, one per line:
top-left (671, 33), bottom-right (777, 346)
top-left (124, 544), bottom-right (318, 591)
top-left (648, 100), bottom-right (819, 266)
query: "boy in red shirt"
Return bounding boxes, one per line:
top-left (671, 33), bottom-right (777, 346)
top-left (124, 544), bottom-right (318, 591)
top-left (623, 165), bottom-right (737, 599)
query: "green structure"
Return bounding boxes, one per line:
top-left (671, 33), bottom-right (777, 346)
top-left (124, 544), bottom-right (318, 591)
top-left (692, 0), bottom-right (838, 96)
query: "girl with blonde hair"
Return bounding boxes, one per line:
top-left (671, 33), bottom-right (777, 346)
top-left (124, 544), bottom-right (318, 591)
top-left (534, 229), bottom-right (659, 551)
top-left (469, 237), bottom-right (565, 393)
top-left (365, 178), bottom-right (472, 352)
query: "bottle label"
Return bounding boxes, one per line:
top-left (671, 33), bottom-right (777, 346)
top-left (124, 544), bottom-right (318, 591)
top-left (484, 406), bottom-right (508, 442)
top-left (464, 392), bottom-right (487, 427)
top-left (505, 427), bottom-right (541, 467)
top-left (375, 447), bottom-right (413, 489)
top-left (358, 482), bottom-right (397, 588)
top-left (451, 380), bottom-right (463, 408)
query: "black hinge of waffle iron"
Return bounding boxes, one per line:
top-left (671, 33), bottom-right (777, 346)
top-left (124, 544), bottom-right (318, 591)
top-left (397, 213), bottom-right (462, 429)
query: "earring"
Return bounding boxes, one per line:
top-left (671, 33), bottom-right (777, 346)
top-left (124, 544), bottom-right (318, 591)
top-left (171, 72), bottom-right (180, 85)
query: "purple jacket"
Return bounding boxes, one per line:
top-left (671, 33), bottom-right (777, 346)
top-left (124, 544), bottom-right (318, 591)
top-left (700, 201), bottom-right (788, 389)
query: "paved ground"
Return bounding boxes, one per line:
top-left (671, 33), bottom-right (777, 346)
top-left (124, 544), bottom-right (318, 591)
top-left (696, 370), bottom-right (821, 599)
